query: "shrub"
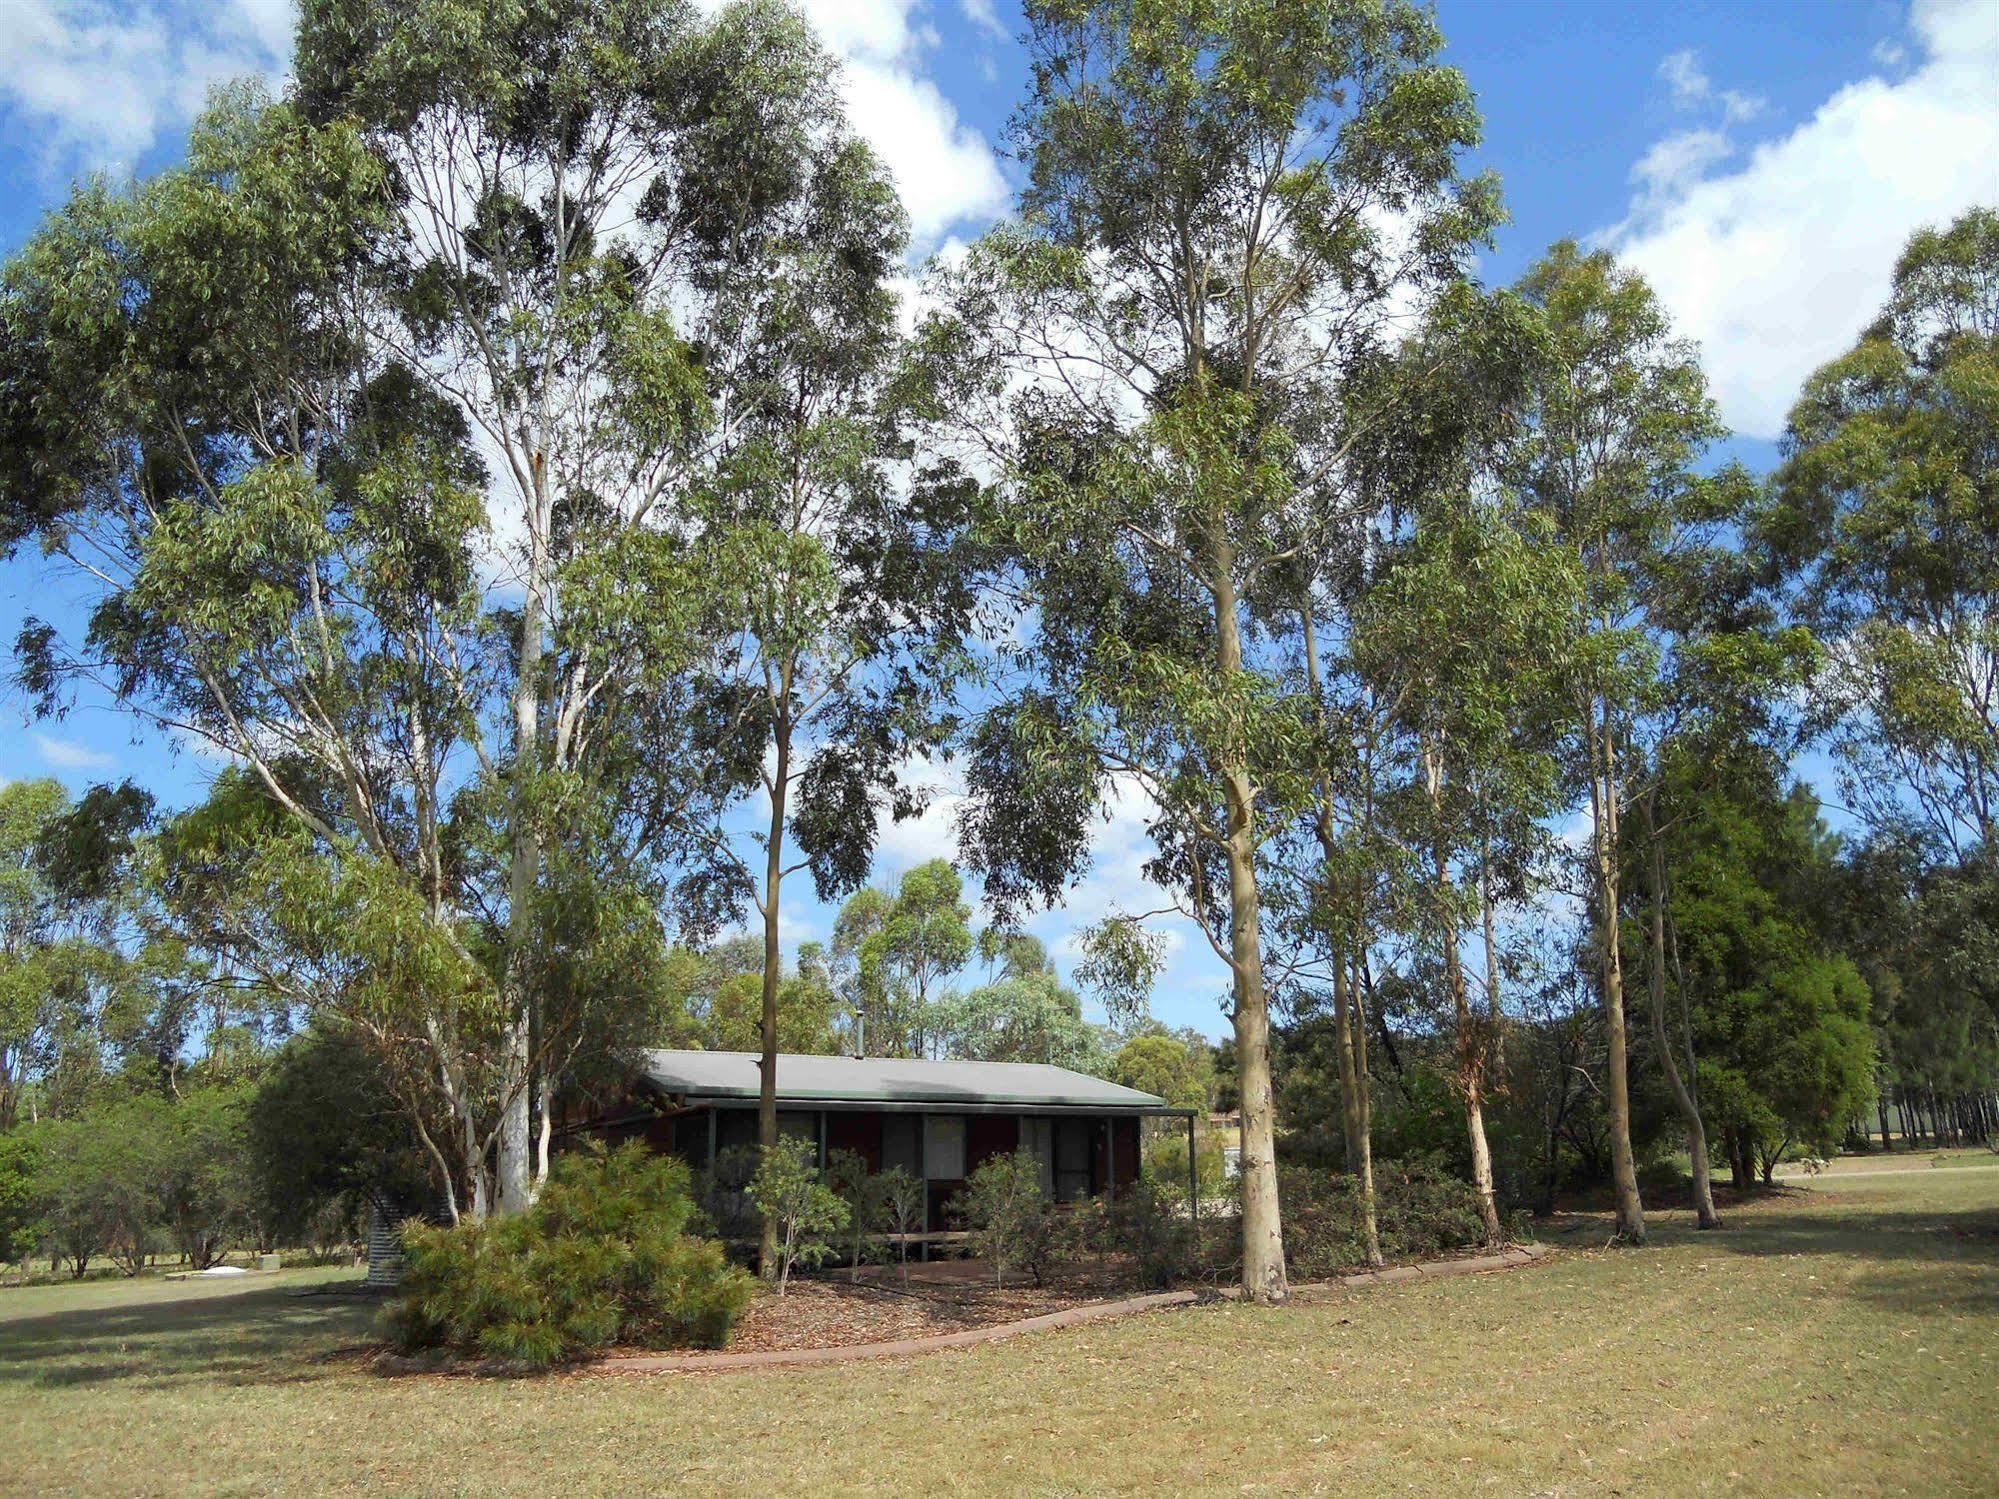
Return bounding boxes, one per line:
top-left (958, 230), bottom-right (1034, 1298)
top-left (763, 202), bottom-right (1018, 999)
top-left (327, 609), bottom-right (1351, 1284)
top-left (383, 1142), bottom-right (753, 1369)
top-left (1279, 1157), bottom-right (1488, 1279)
top-left (1104, 1173), bottom-right (1198, 1289)
top-left (825, 1149), bottom-right (887, 1282)
top-left (959, 1149), bottom-right (1051, 1287)
top-left (1142, 1128), bottom-right (1230, 1211)
top-left (875, 1166), bottom-right (925, 1285)
top-left (33, 1106), bottom-right (162, 1277)
top-left (748, 1138), bottom-right (847, 1294)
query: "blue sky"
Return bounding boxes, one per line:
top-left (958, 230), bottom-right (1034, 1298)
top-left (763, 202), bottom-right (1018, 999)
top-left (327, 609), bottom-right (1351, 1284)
top-left (1, 0), bottom-right (1994, 1038)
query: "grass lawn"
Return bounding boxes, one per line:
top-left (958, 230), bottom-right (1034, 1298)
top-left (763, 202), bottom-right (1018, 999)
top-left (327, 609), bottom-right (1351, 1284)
top-left (3, 1161), bottom-right (1994, 1497)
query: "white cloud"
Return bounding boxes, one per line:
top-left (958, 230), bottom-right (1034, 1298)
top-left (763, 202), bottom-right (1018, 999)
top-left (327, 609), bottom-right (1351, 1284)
top-left (1629, 129), bottom-right (1733, 209)
top-left (868, 749), bottom-right (968, 872)
top-left (10, 1), bottom-right (1006, 251)
top-left (1608, 0), bottom-right (1999, 439)
top-left (1872, 38), bottom-right (1910, 70)
top-left (780, 0), bottom-right (1010, 248)
top-left (961, 1), bottom-right (1009, 44)
top-left (1658, 47), bottom-right (1764, 123)
top-left (0, 0), bottom-right (293, 175)
top-left (840, 56), bottom-right (1010, 246)
top-left (34, 731), bottom-right (116, 771)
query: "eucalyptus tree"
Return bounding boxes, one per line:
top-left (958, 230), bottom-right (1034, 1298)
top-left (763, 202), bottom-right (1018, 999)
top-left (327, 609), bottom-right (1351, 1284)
top-left (0, 781), bottom-right (131, 1128)
top-left (661, 14), bottom-right (982, 1257)
top-left (1356, 496), bottom-right (1581, 1245)
top-left (830, 859), bottom-right (975, 1057)
top-left (1764, 208), bottom-right (1999, 857)
top-left (1278, 286), bottom-right (1546, 1258)
top-left (1509, 242), bottom-right (1756, 1243)
top-left (935, 0), bottom-right (1497, 1303)
top-left (0, 1), bottom-right (894, 1217)
top-left (1624, 528), bottom-right (1817, 1229)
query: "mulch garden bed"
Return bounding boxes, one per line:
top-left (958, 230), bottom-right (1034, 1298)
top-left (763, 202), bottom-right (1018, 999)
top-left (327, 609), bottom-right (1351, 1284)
top-left (378, 1249), bottom-right (1551, 1375)
top-left (633, 1267), bottom-right (1146, 1357)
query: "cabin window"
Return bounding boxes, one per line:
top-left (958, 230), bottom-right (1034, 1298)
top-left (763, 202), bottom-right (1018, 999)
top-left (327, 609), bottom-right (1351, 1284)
top-left (716, 1108), bottom-right (757, 1154)
top-left (1019, 1117), bottom-right (1055, 1194)
top-left (923, 1114), bottom-right (965, 1180)
top-left (882, 1115), bottom-right (920, 1176)
top-left (1053, 1118), bottom-right (1094, 1202)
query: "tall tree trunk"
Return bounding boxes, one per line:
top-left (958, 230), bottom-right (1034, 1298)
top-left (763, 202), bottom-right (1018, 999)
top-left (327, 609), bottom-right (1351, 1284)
top-left (1479, 814), bottom-right (1506, 1077)
top-left (1425, 744), bottom-right (1502, 1246)
top-left (1346, 953), bottom-right (1383, 1266)
top-left (1301, 607), bottom-right (1377, 1267)
top-left (1216, 563), bottom-right (1285, 1303)
top-left (497, 467), bottom-right (551, 1218)
top-left (1640, 797), bottom-right (1719, 1229)
top-left (757, 689), bottom-right (794, 1281)
top-left (1331, 954), bottom-right (1383, 1266)
top-left (1587, 701), bottom-right (1645, 1243)
top-left (1332, 947), bottom-right (1362, 1175)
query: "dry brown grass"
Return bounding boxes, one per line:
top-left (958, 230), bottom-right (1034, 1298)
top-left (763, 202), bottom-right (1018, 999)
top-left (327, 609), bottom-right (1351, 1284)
top-left (3, 1160), bottom-right (1994, 1496)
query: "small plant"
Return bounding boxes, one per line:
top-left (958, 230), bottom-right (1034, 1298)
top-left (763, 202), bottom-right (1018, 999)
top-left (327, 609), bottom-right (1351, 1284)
top-left (825, 1149), bottom-right (888, 1283)
top-left (959, 1149), bottom-right (1049, 1288)
top-left (748, 1138), bottom-right (848, 1294)
top-left (876, 1166), bottom-right (925, 1285)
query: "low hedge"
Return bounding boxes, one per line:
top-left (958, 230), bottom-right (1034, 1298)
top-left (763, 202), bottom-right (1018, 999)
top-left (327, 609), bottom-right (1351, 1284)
top-left (1279, 1157), bottom-right (1490, 1279)
top-left (382, 1142), bottom-right (753, 1369)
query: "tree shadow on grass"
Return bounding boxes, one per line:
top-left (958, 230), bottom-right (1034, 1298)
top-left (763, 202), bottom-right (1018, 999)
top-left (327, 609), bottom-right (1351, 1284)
top-left (1549, 1189), bottom-right (1999, 1320)
top-left (0, 1280), bottom-right (384, 1392)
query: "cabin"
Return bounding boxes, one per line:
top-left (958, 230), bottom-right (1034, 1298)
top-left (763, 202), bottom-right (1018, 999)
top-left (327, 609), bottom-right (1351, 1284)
top-left (575, 1049), bottom-right (1196, 1234)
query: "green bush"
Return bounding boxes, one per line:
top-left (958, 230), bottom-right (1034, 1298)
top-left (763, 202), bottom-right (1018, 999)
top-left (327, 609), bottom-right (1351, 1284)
top-left (383, 1142), bottom-right (753, 1369)
top-left (1104, 1173), bottom-right (1198, 1288)
top-left (1142, 1128), bottom-right (1230, 1210)
top-left (748, 1138), bottom-right (847, 1294)
top-left (1278, 1157), bottom-right (1488, 1279)
top-left (959, 1150), bottom-right (1052, 1287)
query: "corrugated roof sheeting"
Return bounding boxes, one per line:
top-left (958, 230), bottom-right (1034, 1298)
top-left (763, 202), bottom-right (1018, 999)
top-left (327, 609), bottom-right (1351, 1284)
top-left (639, 1049), bottom-right (1173, 1111)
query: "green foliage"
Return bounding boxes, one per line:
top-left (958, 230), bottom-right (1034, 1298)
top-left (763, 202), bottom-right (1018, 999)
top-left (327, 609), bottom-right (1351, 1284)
top-left (1142, 1127), bottom-right (1229, 1210)
top-left (693, 1144), bottom-right (763, 1244)
top-left (747, 1138), bottom-right (847, 1293)
top-left (247, 1027), bottom-right (433, 1249)
top-left (959, 1149), bottom-right (1052, 1288)
top-left (385, 1143), bottom-right (752, 1369)
top-left (1111, 1031), bottom-right (1215, 1112)
top-left (696, 949), bottom-right (844, 1056)
top-left (0, 1128), bottom-right (41, 1263)
top-left (1104, 1172), bottom-right (1198, 1290)
top-left (875, 1165), bottom-right (926, 1286)
top-left (825, 1148), bottom-right (887, 1281)
top-left (1073, 916), bottom-right (1166, 1033)
top-left (1766, 208), bottom-right (1999, 853)
top-left (930, 973), bottom-right (1109, 1070)
top-left (31, 1100), bottom-right (165, 1276)
top-left (0, 776), bottom-right (165, 1129)
top-left (1665, 775), bottom-right (1878, 1160)
top-left (831, 860), bottom-right (975, 1057)
top-left (152, 1084), bottom-right (256, 1268)
top-left (1278, 1159), bottom-right (1489, 1278)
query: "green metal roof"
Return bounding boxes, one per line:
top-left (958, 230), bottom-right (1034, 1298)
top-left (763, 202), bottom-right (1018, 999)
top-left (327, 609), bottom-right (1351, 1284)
top-left (639, 1049), bottom-right (1173, 1111)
